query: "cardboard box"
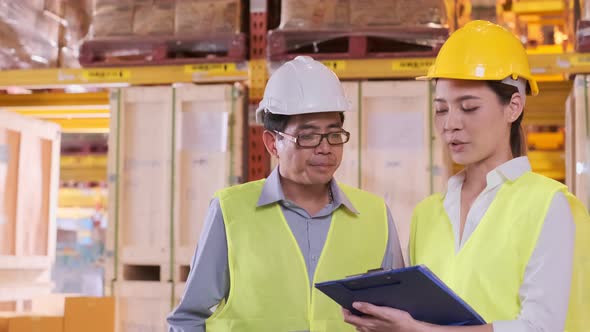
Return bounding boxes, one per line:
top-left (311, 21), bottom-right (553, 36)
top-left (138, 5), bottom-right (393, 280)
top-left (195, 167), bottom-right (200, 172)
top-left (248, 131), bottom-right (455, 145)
top-left (92, 1), bottom-right (133, 37)
top-left (63, 297), bottom-right (114, 332)
top-left (279, 0), bottom-right (349, 30)
top-left (8, 316), bottom-right (63, 332)
top-left (133, 0), bottom-right (175, 36)
top-left (350, 0), bottom-right (447, 28)
top-left (175, 0), bottom-right (241, 35)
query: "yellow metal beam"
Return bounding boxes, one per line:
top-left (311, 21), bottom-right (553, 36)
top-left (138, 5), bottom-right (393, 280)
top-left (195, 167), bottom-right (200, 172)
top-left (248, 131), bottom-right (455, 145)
top-left (3, 54), bottom-right (590, 89)
top-left (10, 109), bottom-right (110, 118)
top-left (46, 118), bottom-right (109, 133)
top-left (512, 0), bottom-right (565, 15)
top-left (0, 63), bottom-right (248, 89)
top-left (61, 155), bottom-right (108, 183)
top-left (319, 58), bottom-right (435, 80)
top-left (0, 92), bottom-right (109, 107)
top-left (58, 187), bottom-right (107, 208)
top-left (300, 53), bottom-right (590, 81)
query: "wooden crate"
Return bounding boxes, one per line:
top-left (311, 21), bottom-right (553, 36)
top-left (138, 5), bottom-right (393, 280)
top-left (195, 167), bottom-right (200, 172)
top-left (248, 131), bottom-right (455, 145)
top-left (359, 81), bottom-right (449, 260)
top-left (108, 87), bottom-right (175, 283)
top-left (334, 82), bottom-right (361, 188)
top-left (114, 281), bottom-right (172, 332)
top-left (173, 281), bottom-right (186, 305)
top-left (0, 110), bottom-right (60, 299)
top-left (567, 76), bottom-right (590, 208)
top-left (107, 85), bottom-right (245, 285)
top-left (172, 84), bottom-right (245, 279)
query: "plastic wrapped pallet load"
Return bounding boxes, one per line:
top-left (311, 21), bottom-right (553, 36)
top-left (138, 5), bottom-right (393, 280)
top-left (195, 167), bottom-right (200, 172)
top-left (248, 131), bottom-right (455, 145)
top-left (91, 0), bottom-right (134, 37)
top-left (133, 0), bottom-right (175, 36)
top-left (279, 0), bottom-right (350, 30)
top-left (175, 0), bottom-right (242, 35)
top-left (0, 0), bottom-right (60, 69)
top-left (349, 0), bottom-right (447, 28)
top-left (278, 0), bottom-right (447, 30)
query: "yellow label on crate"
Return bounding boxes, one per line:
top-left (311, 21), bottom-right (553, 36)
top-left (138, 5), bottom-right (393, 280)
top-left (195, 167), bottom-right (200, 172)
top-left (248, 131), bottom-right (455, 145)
top-left (184, 63), bottom-right (237, 74)
top-left (391, 59), bottom-right (434, 72)
top-left (570, 54), bottom-right (590, 66)
top-left (82, 69), bottom-right (130, 81)
top-left (321, 60), bottom-right (346, 72)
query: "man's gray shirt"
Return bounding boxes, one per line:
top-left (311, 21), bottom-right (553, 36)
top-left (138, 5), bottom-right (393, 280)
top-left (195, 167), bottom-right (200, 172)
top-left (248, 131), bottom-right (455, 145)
top-left (167, 168), bottom-right (404, 331)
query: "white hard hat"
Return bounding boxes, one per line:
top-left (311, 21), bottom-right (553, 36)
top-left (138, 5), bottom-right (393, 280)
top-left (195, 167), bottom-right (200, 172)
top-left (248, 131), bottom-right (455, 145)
top-left (255, 56), bottom-right (351, 124)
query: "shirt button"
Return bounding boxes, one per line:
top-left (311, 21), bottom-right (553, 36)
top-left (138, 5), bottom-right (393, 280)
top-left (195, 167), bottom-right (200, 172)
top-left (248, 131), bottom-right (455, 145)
top-left (312, 256), bottom-right (318, 262)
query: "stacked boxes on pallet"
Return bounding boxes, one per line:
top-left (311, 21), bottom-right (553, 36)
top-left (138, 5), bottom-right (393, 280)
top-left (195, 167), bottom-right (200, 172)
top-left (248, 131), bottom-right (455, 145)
top-left (268, 0), bottom-right (449, 61)
top-left (0, 0), bottom-right (93, 69)
top-left (106, 84), bottom-right (245, 331)
top-left (0, 111), bottom-right (61, 312)
top-left (80, 0), bottom-right (247, 67)
top-left (0, 0), bottom-right (61, 69)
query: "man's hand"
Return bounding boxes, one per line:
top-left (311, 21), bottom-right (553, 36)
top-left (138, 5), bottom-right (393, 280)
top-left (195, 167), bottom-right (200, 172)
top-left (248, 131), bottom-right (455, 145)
top-left (342, 302), bottom-right (423, 332)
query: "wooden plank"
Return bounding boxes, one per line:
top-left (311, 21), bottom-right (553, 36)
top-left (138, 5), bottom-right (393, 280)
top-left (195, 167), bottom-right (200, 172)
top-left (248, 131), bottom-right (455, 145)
top-left (0, 283), bottom-right (53, 302)
top-left (0, 256), bottom-right (51, 270)
top-left (571, 75), bottom-right (590, 207)
top-left (174, 281), bottom-right (186, 305)
top-left (106, 89), bottom-right (121, 287)
top-left (114, 281), bottom-right (172, 332)
top-left (565, 91), bottom-right (575, 191)
top-left (46, 124), bottom-right (60, 266)
top-left (15, 134), bottom-right (50, 256)
top-left (334, 82), bottom-right (361, 188)
top-left (0, 129), bottom-right (20, 256)
top-left (0, 111), bottom-right (59, 141)
top-left (173, 84), bottom-right (245, 268)
top-left (360, 81), bottom-right (446, 261)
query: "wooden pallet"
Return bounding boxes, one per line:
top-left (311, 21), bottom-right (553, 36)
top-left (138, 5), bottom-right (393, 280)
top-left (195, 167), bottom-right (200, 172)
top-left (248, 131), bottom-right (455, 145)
top-left (114, 281), bottom-right (172, 332)
top-left (359, 81), bottom-right (449, 261)
top-left (0, 111), bottom-right (60, 300)
top-left (267, 27), bottom-right (448, 61)
top-left (79, 33), bottom-right (247, 67)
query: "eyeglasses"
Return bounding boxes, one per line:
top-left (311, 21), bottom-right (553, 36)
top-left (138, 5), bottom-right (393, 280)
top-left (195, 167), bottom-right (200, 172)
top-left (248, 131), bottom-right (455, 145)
top-left (274, 130), bottom-right (350, 148)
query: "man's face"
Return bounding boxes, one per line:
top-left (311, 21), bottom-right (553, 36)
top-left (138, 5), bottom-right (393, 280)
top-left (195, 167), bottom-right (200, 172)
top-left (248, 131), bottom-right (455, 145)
top-left (269, 112), bottom-right (345, 185)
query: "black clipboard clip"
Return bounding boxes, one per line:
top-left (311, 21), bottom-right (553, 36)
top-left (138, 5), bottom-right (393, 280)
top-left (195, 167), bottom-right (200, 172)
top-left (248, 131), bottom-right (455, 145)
top-left (346, 267), bottom-right (384, 278)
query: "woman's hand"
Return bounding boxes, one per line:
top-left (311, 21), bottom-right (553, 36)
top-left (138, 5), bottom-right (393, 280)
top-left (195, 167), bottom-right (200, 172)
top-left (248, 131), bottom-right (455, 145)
top-left (342, 302), bottom-right (423, 332)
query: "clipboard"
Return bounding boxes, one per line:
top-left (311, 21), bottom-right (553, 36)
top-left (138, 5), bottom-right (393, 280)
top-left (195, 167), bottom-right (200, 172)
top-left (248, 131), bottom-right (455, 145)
top-left (314, 265), bottom-right (486, 326)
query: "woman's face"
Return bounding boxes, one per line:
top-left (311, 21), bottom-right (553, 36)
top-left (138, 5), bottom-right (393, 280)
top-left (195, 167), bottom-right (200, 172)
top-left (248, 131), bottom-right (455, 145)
top-left (433, 79), bottom-right (519, 166)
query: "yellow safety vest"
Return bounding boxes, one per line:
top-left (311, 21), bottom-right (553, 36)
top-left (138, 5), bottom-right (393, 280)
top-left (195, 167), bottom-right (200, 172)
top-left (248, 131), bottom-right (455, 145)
top-left (206, 179), bottom-right (389, 332)
top-left (410, 172), bottom-right (590, 331)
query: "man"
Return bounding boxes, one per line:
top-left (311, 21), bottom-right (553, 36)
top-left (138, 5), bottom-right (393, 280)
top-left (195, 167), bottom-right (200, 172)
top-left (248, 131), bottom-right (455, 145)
top-left (167, 56), bottom-right (404, 332)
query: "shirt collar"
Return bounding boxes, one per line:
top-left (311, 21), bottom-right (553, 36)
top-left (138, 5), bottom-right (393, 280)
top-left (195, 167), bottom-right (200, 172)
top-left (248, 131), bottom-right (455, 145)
top-left (257, 167), bottom-right (359, 214)
top-left (445, 156), bottom-right (532, 196)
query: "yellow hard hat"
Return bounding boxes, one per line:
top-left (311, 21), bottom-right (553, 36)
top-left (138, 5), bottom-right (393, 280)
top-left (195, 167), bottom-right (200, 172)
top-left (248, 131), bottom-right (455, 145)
top-left (418, 20), bottom-right (539, 96)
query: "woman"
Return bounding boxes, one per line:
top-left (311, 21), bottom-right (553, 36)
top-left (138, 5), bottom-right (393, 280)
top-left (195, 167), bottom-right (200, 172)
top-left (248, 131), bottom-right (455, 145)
top-left (343, 20), bottom-right (589, 332)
